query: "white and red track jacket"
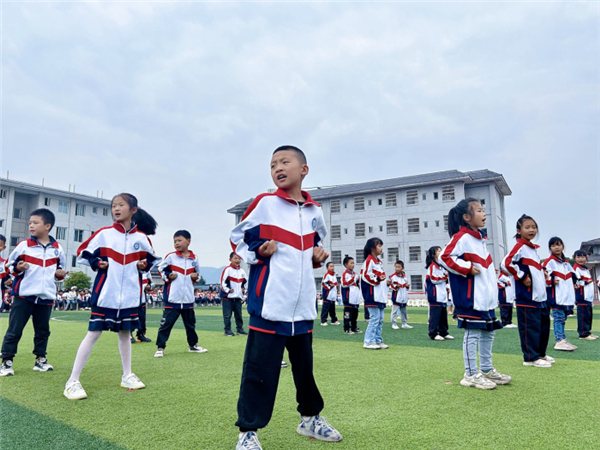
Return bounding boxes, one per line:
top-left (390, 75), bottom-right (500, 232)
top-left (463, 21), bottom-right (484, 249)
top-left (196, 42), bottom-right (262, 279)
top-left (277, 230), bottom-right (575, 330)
top-left (543, 255), bottom-right (577, 308)
top-left (8, 236), bottom-right (66, 305)
top-left (220, 265), bottom-right (247, 299)
top-left (0, 257), bottom-right (7, 295)
top-left (321, 270), bottom-right (338, 302)
top-left (230, 188), bottom-right (327, 336)
top-left (501, 239), bottom-right (547, 305)
top-left (141, 272), bottom-right (153, 305)
top-left (77, 222), bottom-right (159, 311)
top-left (158, 251), bottom-right (200, 309)
top-left (497, 273), bottom-right (515, 304)
top-left (341, 269), bottom-right (361, 305)
top-left (390, 272), bottom-right (408, 305)
top-left (361, 255), bottom-right (387, 307)
top-left (573, 263), bottom-right (594, 304)
top-left (426, 261), bottom-right (449, 304)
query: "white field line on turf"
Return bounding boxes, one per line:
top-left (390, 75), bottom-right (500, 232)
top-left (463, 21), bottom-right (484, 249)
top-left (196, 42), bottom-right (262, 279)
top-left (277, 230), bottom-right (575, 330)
top-left (50, 316), bottom-right (71, 322)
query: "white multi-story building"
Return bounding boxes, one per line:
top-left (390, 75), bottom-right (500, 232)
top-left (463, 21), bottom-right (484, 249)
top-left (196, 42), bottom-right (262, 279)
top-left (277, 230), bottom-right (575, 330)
top-left (228, 169), bottom-right (511, 294)
top-left (0, 177), bottom-right (113, 280)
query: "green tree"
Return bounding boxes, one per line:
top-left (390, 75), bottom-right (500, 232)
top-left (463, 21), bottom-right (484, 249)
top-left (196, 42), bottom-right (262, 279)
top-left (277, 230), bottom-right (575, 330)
top-left (63, 271), bottom-right (92, 291)
top-left (194, 276), bottom-right (206, 286)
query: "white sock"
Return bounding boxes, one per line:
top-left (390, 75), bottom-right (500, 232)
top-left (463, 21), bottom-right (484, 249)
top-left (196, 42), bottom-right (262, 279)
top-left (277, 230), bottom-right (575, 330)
top-left (67, 331), bottom-right (102, 384)
top-left (118, 330), bottom-right (132, 377)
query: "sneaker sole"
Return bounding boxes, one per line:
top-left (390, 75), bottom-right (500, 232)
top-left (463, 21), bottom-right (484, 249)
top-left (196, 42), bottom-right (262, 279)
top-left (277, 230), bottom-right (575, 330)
top-left (120, 384), bottom-right (146, 390)
top-left (523, 362), bottom-right (552, 367)
top-left (0, 372), bottom-right (14, 377)
top-left (33, 367), bottom-right (53, 372)
top-left (296, 425), bottom-right (343, 442)
top-left (484, 378), bottom-right (512, 385)
top-left (189, 349), bottom-right (208, 353)
top-left (459, 379), bottom-right (496, 390)
top-left (63, 391), bottom-right (87, 400)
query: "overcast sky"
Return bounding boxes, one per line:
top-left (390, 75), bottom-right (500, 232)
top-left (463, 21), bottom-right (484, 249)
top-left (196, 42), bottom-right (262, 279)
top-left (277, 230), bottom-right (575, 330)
top-left (1, 1), bottom-right (598, 265)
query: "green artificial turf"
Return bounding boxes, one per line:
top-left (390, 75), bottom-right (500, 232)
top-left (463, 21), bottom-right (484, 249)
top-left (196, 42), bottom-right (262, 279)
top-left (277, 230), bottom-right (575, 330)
top-left (0, 307), bottom-right (598, 450)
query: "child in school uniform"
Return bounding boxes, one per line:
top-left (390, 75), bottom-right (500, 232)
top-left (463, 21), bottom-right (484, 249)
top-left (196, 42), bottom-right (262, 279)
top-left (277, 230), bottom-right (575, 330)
top-left (426, 246), bottom-right (454, 341)
top-left (543, 237), bottom-right (578, 352)
top-left (230, 146), bottom-right (341, 450)
top-left (63, 193), bottom-right (160, 400)
top-left (0, 209), bottom-right (67, 377)
top-left (497, 270), bottom-right (517, 328)
top-left (220, 252), bottom-right (248, 336)
top-left (502, 214), bottom-right (554, 368)
top-left (390, 260), bottom-right (412, 330)
top-left (0, 234), bottom-right (10, 310)
top-left (361, 238), bottom-right (389, 350)
top-left (341, 256), bottom-right (361, 334)
top-left (573, 250), bottom-right (597, 340)
top-left (321, 262), bottom-right (340, 326)
top-left (441, 198), bottom-right (511, 390)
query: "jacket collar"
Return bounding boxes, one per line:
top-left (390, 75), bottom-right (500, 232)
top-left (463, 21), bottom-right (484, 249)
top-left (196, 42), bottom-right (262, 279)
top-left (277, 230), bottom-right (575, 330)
top-left (274, 188), bottom-right (320, 207)
top-left (573, 263), bottom-right (588, 271)
top-left (327, 270), bottom-right (336, 276)
top-left (517, 238), bottom-right (539, 249)
top-left (175, 250), bottom-right (196, 259)
top-left (28, 236), bottom-right (59, 248)
top-left (395, 271), bottom-right (405, 277)
top-left (112, 222), bottom-right (138, 234)
top-left (547, 254), bottom-right (566, 264)
top-left (366, 254), bottom-right (380, 265)
top-left (460, 226), bottom-right (487, 240)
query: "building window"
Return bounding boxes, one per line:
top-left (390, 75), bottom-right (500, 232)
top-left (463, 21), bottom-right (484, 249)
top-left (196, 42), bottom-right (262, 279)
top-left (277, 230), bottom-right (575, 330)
top-left (92, 207), bottom-right (98, 214)
top-left (0, 219), bottom-right (3, 228)
top-left (409, 246), bottom-right (421, 262)
top-left (442, 185), bottom-right (455, 201)
top-left (443, 215), bottom-right (449, 231)
top-left (56, 227), bottom-right (67, 240)
top-left (379, 225), bottom-right (383, 232)
top-left (355, 250), bottom-right (365, 265)
top-left (331, 225), bottom-right (341, 239)
top-left (355, 223), bottom-right (365, 238)
top-left (368, 200), bottom-right (372, 207)
top-left (388, 247), bottom-right (399, 263)
top-left (354, 197), bottom-right (365, 211)
top-left (344, 202), bottom-right (348, 209)
top-left (434, 192), bottom-right (439, 200)
top-left (10, 237), bottom-right (18, 247)
top-left (74, 229), bottom-right (85, 242)
top-left (435, 220), bottom-right (440, 228)
top-left (13, 208), bottom-right (22, 219)
top-left (386, 220), bottom-right (398, 235)
top-left (385, 193), bottom-right (397, 208)
top-left (407, 218), bottom-right (420, 233)
top-left (44, 197), bottom-right (51, 206)
top-left (103, 207), bottom-right (109, 216)
top-left (344, 228), bottom-right (348, 235)
top-left (331, 200), bottom-right (341, 214)
top-left (406, 190), bottom-right (418, 205)
top-left (422, 193), bottom-right (427, 201)
top-left (72, 256), bottom-right (77, 268)
top-left (58, 201), bottom-right (68, 214)
top-left (0, 189), bottom-right (7, 199)
top-left (424, 221), bottom-right (428, 229)
top-left (75, 203), bottom-right (86, 217)
top-left (368, 226), bottom-right (373, 233)
top-left (378, 198), bottom-right (383, 206)
top-left (411, 275), bottom-right (423, 291)
top-left (331, 250), bottom-right (342, 265)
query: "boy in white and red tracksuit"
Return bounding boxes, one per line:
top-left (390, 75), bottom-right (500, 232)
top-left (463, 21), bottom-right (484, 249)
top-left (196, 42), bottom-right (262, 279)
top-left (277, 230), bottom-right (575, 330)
top-left (573, 251), bottom-right (597, 340)
top-left (230, 146), bottom-right (341, 450)
top-left (426, 255), bottom-right (452, 340)
top-left (320, 262), bottom-right (340, 326)
top-left (341, 256), bottom-right (361, 334)
top-left (497, 271), bottom-right (515, 327)
top-left (0, 234), bottom-right (9, 310)
top-left (220, 252), bottom-right (248, 336)
top-left (390, 261), bottom-right (410, 329)
top-left (0, 209), bottom-right (66, 376)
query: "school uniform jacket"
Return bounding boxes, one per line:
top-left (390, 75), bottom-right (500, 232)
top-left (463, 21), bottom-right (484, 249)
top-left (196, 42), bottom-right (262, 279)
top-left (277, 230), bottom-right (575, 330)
top-left (158, 251), bottom-right (200, 309)
top-left (441, 227), bottom-right (501, 329)
top-left (341, 269), bottom-right (361, 306)
top-left (361, 255), bottom-right (387, 308)
top-left (574, 264), bottom-right (594, 305)
top-left (426, 262), bottom-right (449, 304)
top-left (0, 257), bottom-right (7, 295)
top-left (390, 272), bottom-right (408, 305)
top-left (220, 265), bottom-right (248, 299)
top-left (8, 236), bottom-right (66, 305)
top-left (501, 238), bottom-right (547, 307)
top-left (321, 271), bottom-right (338, 302)
top-left (77, 222), bottom-right (159, 311)
top-left (497, 273), bottom-right (513, 305)
top-left (230, 188), bottom-right (327, 336)
top-left (543, 255), bottom-right (577, 310)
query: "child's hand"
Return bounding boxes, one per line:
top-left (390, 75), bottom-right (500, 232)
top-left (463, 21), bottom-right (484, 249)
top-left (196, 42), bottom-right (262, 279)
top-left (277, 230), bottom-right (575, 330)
top-left (406, 284), bottom-right (410, 289)
top-left (469, 265), bottom-right (481, 276)
top-left (191, 273), bottom-right (199, 282)
top-left (16, 261), bottom-right (30, 272)
top-left (169, 273), bottom-right (178, 280)
top-left (380, 275), bottom-right (387, 281)
top-left (55, 269), bottom-right (67, 278)
top-left (386, 279), bottom-right (392, 286)
top-left (312, 247), bottom-right (329, 264)
top-left (523, 277), bottom-right (532, 287)
top-left (98, 261), bottom-right (109, 270)
top-left (553, 279), bottom-right (560, 285)
top-left (137, 260), bottom-right (147, 270)
top-left (259, 240), bottom-right (278, 257)
top-left (229, 289), bottom-right (234, 294)
top-left (4, 279), bottom-right (12, 288)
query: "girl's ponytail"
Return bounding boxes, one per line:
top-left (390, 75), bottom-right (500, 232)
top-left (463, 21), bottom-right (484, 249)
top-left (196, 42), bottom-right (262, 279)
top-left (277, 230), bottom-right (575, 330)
top-left (112, 193), bottom-right (158, 236)
top-left (425, 246), bottom-right (441, 269)
top-left (447, 197), bottom-right (480, 238)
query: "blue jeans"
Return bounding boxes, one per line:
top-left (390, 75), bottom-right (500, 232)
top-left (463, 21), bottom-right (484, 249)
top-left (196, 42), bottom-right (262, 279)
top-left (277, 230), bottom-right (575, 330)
top-left (364, 307), bottom-right (384, 345)
top-left (552, 309), bottom-right (566, 341)
top-left (463, 329), bottom-right (495, 376)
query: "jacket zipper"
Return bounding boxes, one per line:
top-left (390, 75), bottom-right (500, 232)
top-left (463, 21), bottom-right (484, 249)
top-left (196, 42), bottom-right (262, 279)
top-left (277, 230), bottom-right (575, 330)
top-left (37, 245), bottom-right (47, 305)
top-left (290, 203), bottom-right (303, 336)
top-left (118, 231), bottom-right (127, 315)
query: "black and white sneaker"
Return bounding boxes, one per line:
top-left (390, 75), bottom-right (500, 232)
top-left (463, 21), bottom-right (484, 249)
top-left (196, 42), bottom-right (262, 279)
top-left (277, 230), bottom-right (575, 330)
top-left (138, 335), bottom-right (152, 343)
top-left (189, 345), bottom-right (208, 353)
top-left (0, 360), bottom-right (14, 376)
top-left (33, 357), bottom-right (54, 372)
top-left (281, 360), bottom-right (288, 368)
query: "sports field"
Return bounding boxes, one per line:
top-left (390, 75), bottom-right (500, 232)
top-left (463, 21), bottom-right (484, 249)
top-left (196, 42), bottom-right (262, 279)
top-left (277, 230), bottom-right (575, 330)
top-left (0, 306), bottom-right (598, 450)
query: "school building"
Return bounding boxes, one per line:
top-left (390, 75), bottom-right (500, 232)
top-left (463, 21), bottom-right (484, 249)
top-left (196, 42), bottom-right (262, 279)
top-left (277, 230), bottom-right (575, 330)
top-left (0, 177), bottom-right (113, 281)
top-left (227, 169), bottom-right (512, 293)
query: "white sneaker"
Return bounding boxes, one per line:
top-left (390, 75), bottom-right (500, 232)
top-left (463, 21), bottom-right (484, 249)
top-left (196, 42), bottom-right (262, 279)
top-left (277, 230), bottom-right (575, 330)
top-left (541, 355), bottom-right (555, 364)
top-left (331, 321), bottom-right (341, 326)
top-left (363, 343), bottom-right (381, 349)
top-left (554, 339), bottom-right (575, 351)
top-left (401, 324), bottom-right (413, 329)
top-left (189, 345), bottom-right (208, 353)
top-left (579, 335), bottom-right (597, 340)
top-left (523, 359), bottom-right (552, 368)
top-left (460, 372), bottom-right (497, 390)
top-left (504, 324), bottom-right (518, 328)
top-left (433, 335), bottom-right (445, 341)
top-left (566, 341), bottom-right (578, 350)
top-left (378, 343), bottom-right (389, 349)
top-left (444, 335), bottom-right (455, 340)
top-left (297, 415), bottom-right (343, 442)
top-left (236, 431), bottom-right (262, 450)
top-left (481, 368), bottom-right (512, 385)
top-left (33, 357), bottom-right (54, 372)
top-left (154, 348), bottom-right (164, 358)
top-left (320, 322), bottom-right (328, 327)
top-left (391, 324), bottom-right (400, 330)
top-left (0, 360), bottom-right (14, 377)
top-left (121, 373), bottom-right (146, 390)
top-left (64, 380), bottom-right (87, 400)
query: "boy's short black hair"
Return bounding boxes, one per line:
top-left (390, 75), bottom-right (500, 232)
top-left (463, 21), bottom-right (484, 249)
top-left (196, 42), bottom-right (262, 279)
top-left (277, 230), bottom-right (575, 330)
top-left (30, 208), bottom-right (55, 230)
top-left (0, 234), bottom-right (5, 245)
top-left (573, 250), bottom-right (587, 259)
top-left (343, 256), bottom-right (354, 266)
top-left (395, 260), bottom-right (404, 267)
top-left (230, 252), bottom-right (239, 259)
top-left (174, 230), bottom-right (191, 240)
top-left (273, 145), bottom-right (307, 165)
top-left (326, 261), bottom-right (334, 268)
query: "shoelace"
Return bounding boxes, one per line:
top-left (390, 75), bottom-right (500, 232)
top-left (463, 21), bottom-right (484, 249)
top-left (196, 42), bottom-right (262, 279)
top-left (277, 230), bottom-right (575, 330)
top-left (241, 433), bottom-right (261, 450)
top-left (126, 374), bottom-right (141, 383)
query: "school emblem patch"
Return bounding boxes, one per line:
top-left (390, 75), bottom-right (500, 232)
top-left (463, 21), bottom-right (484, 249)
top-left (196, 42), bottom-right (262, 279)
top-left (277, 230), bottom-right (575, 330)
top-left (312, 218), bottom-right (317, 230)
top-left (133, 243), bottom-right (140, 250)
top-left (54, 249), bottom-right (59, 256)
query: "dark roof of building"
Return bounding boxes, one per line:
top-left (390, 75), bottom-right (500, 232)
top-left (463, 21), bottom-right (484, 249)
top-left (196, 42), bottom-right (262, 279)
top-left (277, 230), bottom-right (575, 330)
top-left (227, 169), bottom-right (511, 215)
top-left (581, 238), bottom-right (600, 249)
top-left (0, 177), bottom-right (111, 205)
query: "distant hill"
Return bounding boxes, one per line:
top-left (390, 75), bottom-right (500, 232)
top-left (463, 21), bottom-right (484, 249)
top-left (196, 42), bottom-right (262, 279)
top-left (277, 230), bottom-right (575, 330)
top-left (199, 266), bottom-right (227, 285)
